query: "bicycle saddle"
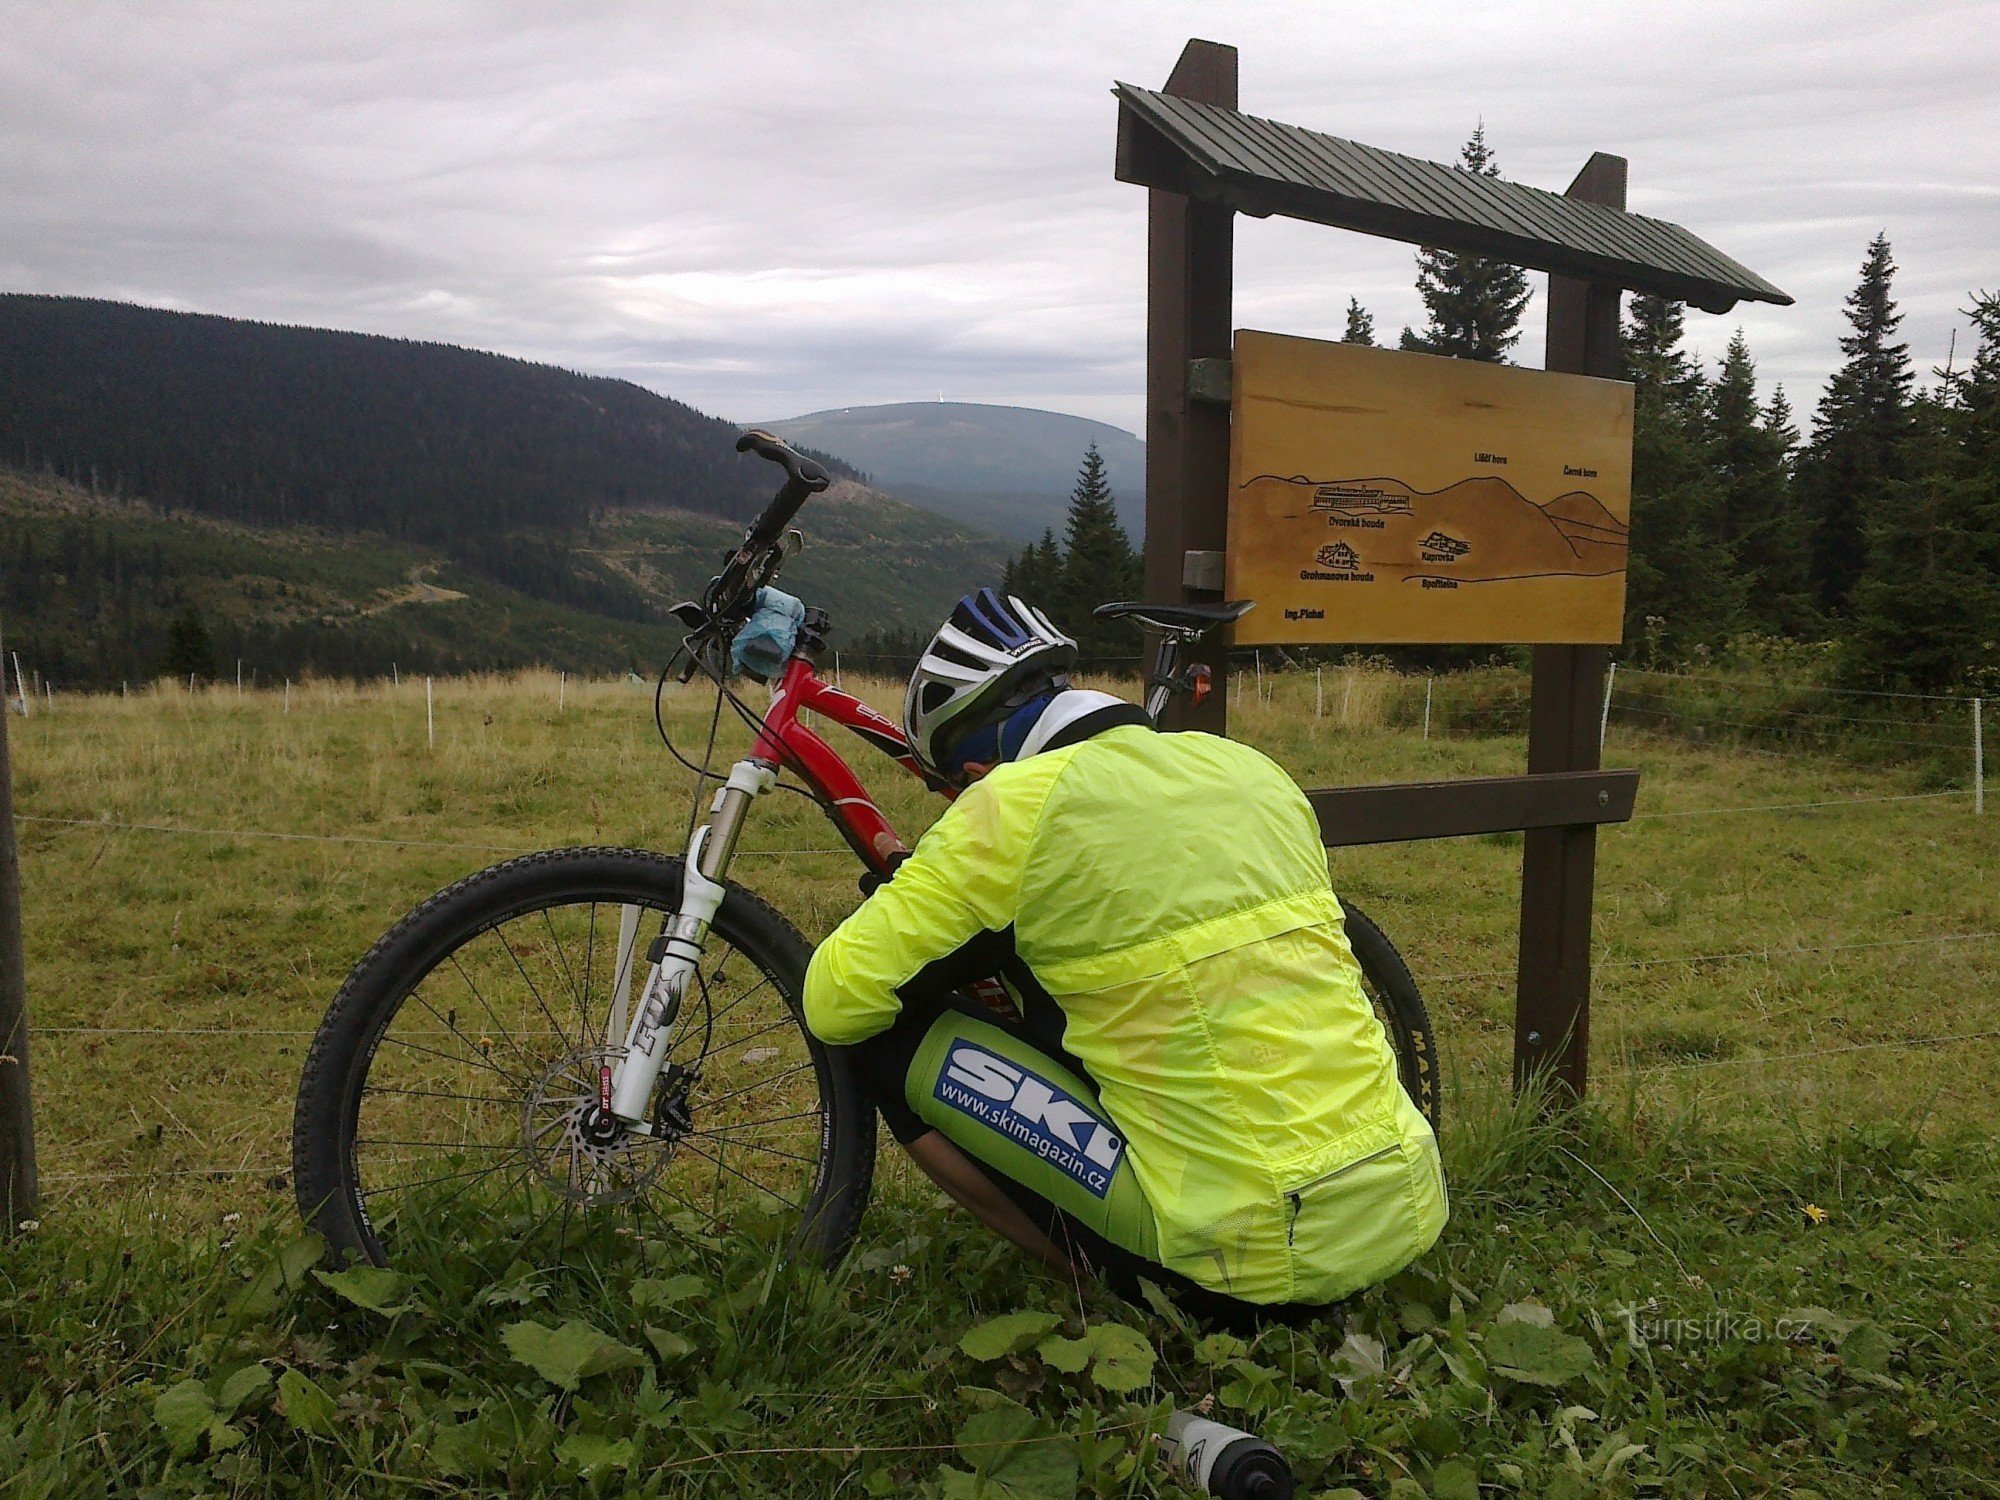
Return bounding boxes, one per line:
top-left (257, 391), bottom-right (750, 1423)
top-left (1093, 599), bottom-right (1256, 632)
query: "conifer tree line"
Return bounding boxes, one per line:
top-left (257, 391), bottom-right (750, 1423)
top-left (1333, 128), bottom-right (1999, 696)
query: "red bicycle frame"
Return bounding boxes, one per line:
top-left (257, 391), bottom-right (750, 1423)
top-left (749, 653), bottom-right (941, 877)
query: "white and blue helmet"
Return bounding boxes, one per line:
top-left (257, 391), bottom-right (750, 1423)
top-left (904, 588), bottom-right (1076, 781)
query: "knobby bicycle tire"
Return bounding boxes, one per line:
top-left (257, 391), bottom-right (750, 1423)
top-left (292, 847), bottom-right (876, 1268)
top-left (1339, 898), bottom-right (1442, 1127)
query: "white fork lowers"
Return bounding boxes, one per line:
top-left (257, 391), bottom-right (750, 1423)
top-left (606, 757), bottom-right (778, 1126)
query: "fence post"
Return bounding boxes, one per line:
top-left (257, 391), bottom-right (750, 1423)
top-left (8, 653), bottom-right (24, 717)
top-left (236, 659), bottom-right (243, 697)
top-left (1341, 674), bottom-right (1352, 726)
top-left (392, 662), bottom-right (399, 687)
top-left (427, 677), bottom-right (435, 751)
top-left (1315, 665), bottom-right (1323, 718)
top-left (0, 679), bottom-right (37, 1235)
top-left (559, 671), bottom-right (567, 712)
top-left (834, 652), bottom-right (842, 689)
top-left (1976, 697), bottom-right (1985, 817)
top-left (284, 679), bottom-right (291, 714)
top-left (1423, 677), bottom-right (1433, 740)
top-left (1599, 660), bottom-right (1617, 750)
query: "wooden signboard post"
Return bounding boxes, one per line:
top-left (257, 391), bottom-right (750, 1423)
top-left (1116, 39), bottom-right (1789, 1102)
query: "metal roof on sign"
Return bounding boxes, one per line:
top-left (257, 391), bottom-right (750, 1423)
top-left (1114, 84), bottom-right (1791, 314)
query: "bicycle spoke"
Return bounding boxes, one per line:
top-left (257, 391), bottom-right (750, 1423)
top-left (701, 973), bottom-right (778, 1032)
top-left (578, 900), bottom-right (599, 1052)
top-left (360, 1156), bottom-right (527, 1201)
top-left (492, 925), bottom-right (573, 1048)
top-left (362, 1083), bottom-right (519, 1107)
top-left (375, 1030), bottom-right (523, 1084)
top-left (539, 904), bottom-right (590, 1035)
top-left (687, 1131), bottom-right (817, 1167)
top-left (698, 1061), bottom-right (815, 1112)
top-left (441, 952), bottom-right (539, 1076)
top-left (702, 1014), bottom-right (796, 1059)
top-left (355, 1137), bottom-right (523, 1152)
top-left (699, 1109), bottom-right (823, 1136)
top-left (678, 1136), bottom-right (801, 1208)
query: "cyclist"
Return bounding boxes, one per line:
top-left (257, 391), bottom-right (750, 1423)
top-left (802, 589), bottom-right (1446, 1323)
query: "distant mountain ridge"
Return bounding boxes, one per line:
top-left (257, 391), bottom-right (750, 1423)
top-left (764, 401), bottom-right (1146, 544)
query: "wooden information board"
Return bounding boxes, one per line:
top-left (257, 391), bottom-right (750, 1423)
top-left (1225, 331), bottom-right (1634, 645)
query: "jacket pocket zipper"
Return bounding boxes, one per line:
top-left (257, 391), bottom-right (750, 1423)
top-left (1286, 1143), bottom-right (1402, 1246)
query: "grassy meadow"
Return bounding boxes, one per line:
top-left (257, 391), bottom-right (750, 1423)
top-left (3, 666), bottom-right (1997, 1496)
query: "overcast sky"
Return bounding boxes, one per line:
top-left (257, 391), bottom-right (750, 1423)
top-left (4, 1), bottom-right (1995, 435)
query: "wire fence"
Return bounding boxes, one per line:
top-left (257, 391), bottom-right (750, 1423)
top-left (7, 660), bottom-right (1997, 1201)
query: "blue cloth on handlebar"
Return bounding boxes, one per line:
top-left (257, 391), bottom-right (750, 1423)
top-left (731, 587), bottom-right (807, 680)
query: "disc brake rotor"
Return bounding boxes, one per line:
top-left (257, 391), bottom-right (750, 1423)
top-left (520, 1046), bottom-right (677, 1205)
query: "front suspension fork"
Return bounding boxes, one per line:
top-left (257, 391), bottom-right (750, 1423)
top-left (606, 758), bottom-right (776, 1125)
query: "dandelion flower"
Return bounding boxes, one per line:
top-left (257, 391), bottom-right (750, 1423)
top-left (1803, 1203), bottom-right (1828, 1224)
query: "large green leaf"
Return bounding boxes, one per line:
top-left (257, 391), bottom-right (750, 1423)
top-left (229, 1232), bottom-right (325, 1321)
top-left (1484, 1320), bottom-right (1596, 1388)
top-left (315, 1265), bottom-right (418, 1316)
top-left (644, 1325), bottom-right (696, 1363)
top-left (152, 1380), bottom-right (215, 1459)
top-left (502, 1319), bottom-right (647, 1392)
top-left (632, 1273), bottom-right (708, 1310)
top-left (940, 1400), bottom-right (1077, 1499)
top-left (1430, 1458), bottom-right (1482, 1500)
top-left (276, 1369), bottom-right (337, 1437)
top-left (959, 1310), bottom-right (1062, 1361)
top-left (558, 1432), bottom-right (635, 1475)
top-left (1035, 1335), bottom-right (1091, 1374)
top-left (213, 1362), bottom-right (272, 1418)
top-left (1082, 1323), bottom-right (1156, 1394)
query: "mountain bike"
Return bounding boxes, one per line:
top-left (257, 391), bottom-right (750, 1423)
top-left (291, 432), bottom-right (1438, 1268)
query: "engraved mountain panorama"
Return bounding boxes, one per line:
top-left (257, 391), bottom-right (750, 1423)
top-left (1238, 472), bottom-right (1629, 586)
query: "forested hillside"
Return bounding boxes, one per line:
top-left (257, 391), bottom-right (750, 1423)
top-left (0, 469), bottom-right (1009, 687)
top-left (0, 295), bottom-right (856, 597)
top-left (0, 297), bottom-right (1017, 687)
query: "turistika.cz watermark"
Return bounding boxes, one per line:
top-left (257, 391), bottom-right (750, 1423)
top-left (1611, 1301), bottom-right (1818, 1349)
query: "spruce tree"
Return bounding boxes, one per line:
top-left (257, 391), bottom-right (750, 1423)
top-left (1798, 233), bottom-right (1914, 614)
top-left (1002, 527), bottom-right (1063, 603)
top-left (1619, 297), bottom-right (1741, 654)
top-left (159, 602), bottom-right (214, 683)
top-left (1053, 444), bottom-right (1140, 662)
top-left (1407, 126), bottom-right (1532, 361)
top-left (1709, 330), bottom-right (1812, 634)
top-left (1342, 298), bottom-right (1378, 346)
top-left (1845, 298), bottom-right (2000, 691)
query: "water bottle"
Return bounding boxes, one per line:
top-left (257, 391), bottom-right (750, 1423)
top-left (1158, 1409), bottom-right (1295, 1499)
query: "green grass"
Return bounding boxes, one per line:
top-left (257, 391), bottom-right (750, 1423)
top-left (3, 668), bottom-right (1998, 1495)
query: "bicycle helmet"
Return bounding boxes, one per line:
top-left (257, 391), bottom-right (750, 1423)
top-left (904, 588), bottom-right (1077, 781)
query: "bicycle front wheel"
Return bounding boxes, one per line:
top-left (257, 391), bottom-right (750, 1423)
top-left (292, 847), bottom-right (875, 1269)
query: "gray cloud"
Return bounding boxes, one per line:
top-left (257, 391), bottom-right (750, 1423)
top-left (3, 1), bottom-right (1994, 435)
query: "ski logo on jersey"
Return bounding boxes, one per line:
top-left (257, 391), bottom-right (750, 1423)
top-left (933, 1040), bottom-right (1124, 1198)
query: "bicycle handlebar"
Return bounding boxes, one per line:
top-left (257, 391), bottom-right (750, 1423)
top-left (735, 429), bottom-right (830, 550)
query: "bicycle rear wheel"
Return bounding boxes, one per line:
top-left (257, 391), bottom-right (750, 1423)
top-left (292, 847), bottom-right (875, 1268)
top-left (1339, 898), bottom-right (1441, 1127)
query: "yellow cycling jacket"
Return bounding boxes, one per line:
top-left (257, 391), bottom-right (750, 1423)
top-left (803, 718), bottom-right (1447, 1305)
